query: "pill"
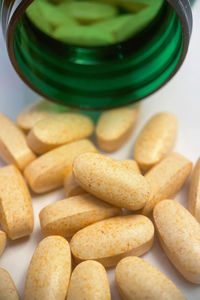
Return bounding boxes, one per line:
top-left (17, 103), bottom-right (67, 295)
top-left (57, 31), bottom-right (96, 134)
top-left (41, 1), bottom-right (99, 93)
top-left (0, 231), bottom-right (6, 257)
top-left (64, 159), bottom-right (140, 197)
top-left (189, 158), bottom-right (200, 222)
top-left (142, 152), bottom-right (192, 216)
top-left (115, 256), bottom-right (186, 300)
top-left (27, 0), bottom-right (78, 29)
top-left (0, 165), bottom-right (34, 240)
top-left (24, 139), bottom-right (97, 193)
top-left (134, 113), bottom-right (178, 172)
top-left (96, 106), bottom-right (140, 152)
top-left (59, 1), bottom-right (118, 24)
top-left (17, 98), bottom-right (68, 132)
top-left (53, 23), bottom-right (115, 46)
top-left (39, 193), bottom-right (122, 237)
top-left (64, 173), bottom-right (85, 197)
top-left (0, 114), bottom-right (35, 170)
top-left (73, 153), bottom-right (151, 210)
top-left (24, 236), bottom-right (71, 300)
top-left (70, 215), bottom-right (154, 267)
top-left (154, 200), bottom-right (200, 284)
top-left (67, 260), bottom-right (111, 300)
top-left (0, 268), bottom-right (19, 300)
top-left (27, 113), bottom-right (94, 154)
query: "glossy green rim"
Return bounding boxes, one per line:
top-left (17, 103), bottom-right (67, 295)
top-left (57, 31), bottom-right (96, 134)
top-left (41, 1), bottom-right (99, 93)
top-left (13, 2), bottom-right (183, 109)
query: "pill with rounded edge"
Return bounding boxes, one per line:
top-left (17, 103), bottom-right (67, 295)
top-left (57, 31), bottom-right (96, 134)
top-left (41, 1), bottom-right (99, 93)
top-left (24, 236), bottom-right (71, 300)
top-left (0, 231), bottom-right (6, 257)
top-left (27, 113), bottom-right (94, 154)
top-left (0, 114), bottom-right (35, 170)
top-left (115, 256), bottom-right (186, 300)
top-left (142, 152), bottom-right (192, 216)
top-left (59, 1), bottom-right (118, 24)
top-left (70, 215), bottom-right (154, 267)
top-left (0, 268), bottom-right (19, 300)
top-left (154, 200), bottom-right (200, 284)
top-left (134, 113), bottom-right (178, 173)
top-left (67, 260), bottom-right (111, 300)
top-left (39, 193), bottom-right (122, 237)
top-left (0, 165), bottom-right (34, 240)
top-left (17, 99), bottom-right (68, 132)
top-left (73, 153), bottom-right (151, 210)
top-left (96, 106), bottom-right (140, 152)
top-left (24, 139), bottom-right (97, 193)
top-left (189, 158), bottom-right (200, 222)
top-left (64, 159), bottom-right (140, 197)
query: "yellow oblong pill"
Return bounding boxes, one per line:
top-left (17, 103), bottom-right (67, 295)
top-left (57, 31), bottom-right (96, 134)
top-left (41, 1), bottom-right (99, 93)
top-left (0, 231), bottom-right (6, 257)
top-left (0, 114), bottom-right (35, 170)
top-left (58, 1), bottom-right (118, 24)
top-left (73, 153), bottom-right (151, 211)
top-left (134, 113), bottom-right (178, 173)
top-left (70, 215), bottom-right (154, 267)
top-left (0, 268), bottom-right (19, 300)
top-left (116, 256), bottom-right (186, 300)
top-left (24, 236), bottom-right (71, 300)
top-left (39, 193), bottom-right (122, 237)
top-left (142, 152), bottom-right (192, 216)
top-left (96, 106), bottom-right (140, 152)
top-left (24, 139), bottom-right (97, 194)
top-left (154, 200), bottom-right (200, 284)
top-left (27, 113), bottom-right (94, 154)
top-left (67, 260), bottom-right (111, 300)
top-left (0, 165), bottom-right (34, 240)
top-left (189, 158), bottom-right (200, 222)
top-left (17, 99), bottom-right (68, 132)
top-left (64, 159), bottom-right (140, 197)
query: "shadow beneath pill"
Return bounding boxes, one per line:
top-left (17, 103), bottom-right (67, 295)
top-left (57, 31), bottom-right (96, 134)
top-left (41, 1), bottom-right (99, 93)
top-left (6, 236), bottom-right (31, 250)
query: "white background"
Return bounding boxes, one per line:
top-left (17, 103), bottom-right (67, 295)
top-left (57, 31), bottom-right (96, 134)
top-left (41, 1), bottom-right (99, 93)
top-left (0, 1), bottom-right (200, 299)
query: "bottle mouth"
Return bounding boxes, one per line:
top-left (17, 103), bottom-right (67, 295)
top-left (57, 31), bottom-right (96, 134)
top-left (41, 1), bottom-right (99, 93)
top-left (4, 0), bottom-right (192, 110)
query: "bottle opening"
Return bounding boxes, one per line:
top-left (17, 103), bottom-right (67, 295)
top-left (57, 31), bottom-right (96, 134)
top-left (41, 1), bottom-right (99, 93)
top-left (13, 0), bottom-right (183, 109)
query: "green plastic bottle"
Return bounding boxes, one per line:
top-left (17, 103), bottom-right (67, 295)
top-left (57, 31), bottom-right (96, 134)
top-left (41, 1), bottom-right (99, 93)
top-left (1, 0), bottom-right (193, 110)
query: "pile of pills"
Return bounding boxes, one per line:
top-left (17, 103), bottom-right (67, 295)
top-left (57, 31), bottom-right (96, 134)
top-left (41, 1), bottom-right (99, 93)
top-left (0, 98), bottom-right (199, 299)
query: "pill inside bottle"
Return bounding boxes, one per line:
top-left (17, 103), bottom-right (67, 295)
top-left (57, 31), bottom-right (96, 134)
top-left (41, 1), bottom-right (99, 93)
top-left (11, 0), bottom-right (187, 109)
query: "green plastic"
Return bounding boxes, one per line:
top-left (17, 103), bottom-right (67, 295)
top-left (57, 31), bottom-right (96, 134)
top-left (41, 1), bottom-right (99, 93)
top-left (13, 0), bottom-right (183, 109)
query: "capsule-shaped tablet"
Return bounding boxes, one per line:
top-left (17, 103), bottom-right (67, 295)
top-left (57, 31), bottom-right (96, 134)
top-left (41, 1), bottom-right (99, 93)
top-left (0, 165), bottom-right (34, 240)
top-left (59, 1), bottom-right (118, 24)
top-left (24, 139), bottom-right (97, 193)
top-left (189, 158), bottom-right (200, 222)
top-left (0, 114), bottom-right (35, 170)
top-left (0, 231), bottom-right (6, 257)
top-left (70, 215), bottom-right (154, 267)
top-left (24, 236), bottom-right (71, 300)
top-left (96, 106), bottom-right (140, 152)
top-left (67, 260), bottom-right (111, 300)
top-left (39, 193), bottom-right (122, 237)
top-left (64, 159), bottom-right (140, 197)
top-left (115, 256), bottom-right (186, 300)
top-left (73, 153), bottom-right (151, 210)
top-left (0, 268), bottom-right (19, 300)
top-left (27, 113), bottom-right (94, 154)
top-left (154, 200), bottom-right (200, 284)
top-left (17, 99), bottom-right (68, 132)
top-left (134, 113), bottom-right (178, 173)
top-left (142, 152), bottom-right (192, 216)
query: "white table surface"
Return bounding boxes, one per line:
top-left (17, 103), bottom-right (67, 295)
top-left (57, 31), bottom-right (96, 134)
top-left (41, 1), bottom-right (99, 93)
top-left (0, 2), bottom-right (200, 299)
